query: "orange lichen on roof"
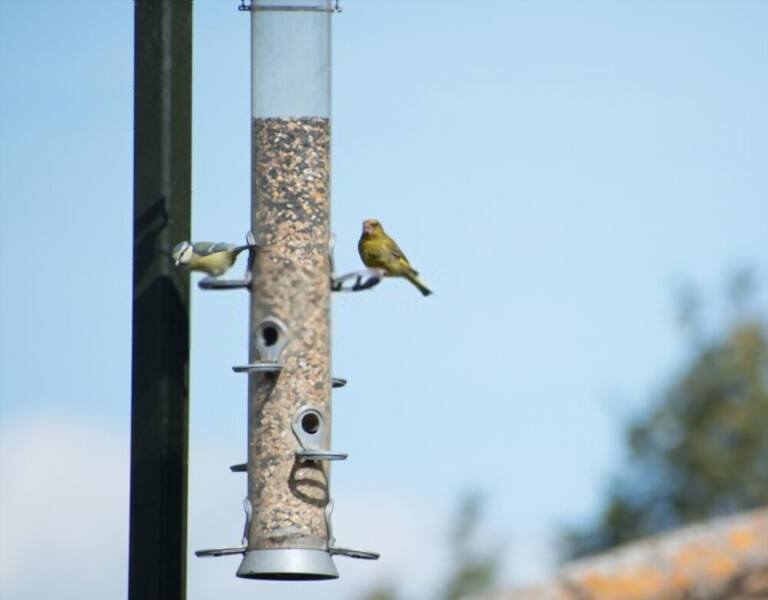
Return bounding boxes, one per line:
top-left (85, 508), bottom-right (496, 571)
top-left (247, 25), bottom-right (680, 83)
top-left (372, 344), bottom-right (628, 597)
top-left (577, 565), bottom-right (665, 599)
top-left (476, 507), bottom-right (768, 600)
top-left (561, 509), bottom-right (767, 599)
top-left (727, 525), bottom-right (758, 551)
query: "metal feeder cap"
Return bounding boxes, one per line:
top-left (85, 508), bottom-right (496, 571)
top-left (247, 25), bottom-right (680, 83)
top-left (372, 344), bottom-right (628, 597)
top-left (237, 548), bottom-right (339, 580)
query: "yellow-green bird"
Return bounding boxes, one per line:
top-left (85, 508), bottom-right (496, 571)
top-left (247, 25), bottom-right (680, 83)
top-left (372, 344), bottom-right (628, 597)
top-left (172, 241), bottom-right (255, 277)
top-left (358, 219), bottom-right (432, 296)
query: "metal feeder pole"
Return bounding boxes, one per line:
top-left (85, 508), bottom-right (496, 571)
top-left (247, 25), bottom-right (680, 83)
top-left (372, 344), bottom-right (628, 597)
top-left (239, 0), bottom-right (337, 580)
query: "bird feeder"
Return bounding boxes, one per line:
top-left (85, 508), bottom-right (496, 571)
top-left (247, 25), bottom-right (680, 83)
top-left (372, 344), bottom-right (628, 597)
top-left (195, 0), bottom-right (378, 580)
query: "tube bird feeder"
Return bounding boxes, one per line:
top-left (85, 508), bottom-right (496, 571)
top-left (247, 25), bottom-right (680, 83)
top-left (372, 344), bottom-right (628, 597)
top-left (242, 0), bottom-right (336, 580)
top-left (195, 0), bottom-right (378, 581)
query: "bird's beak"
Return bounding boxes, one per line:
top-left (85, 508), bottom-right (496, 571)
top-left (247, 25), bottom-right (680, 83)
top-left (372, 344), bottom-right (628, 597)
top-left (174, 258), bottom-right (181, 266)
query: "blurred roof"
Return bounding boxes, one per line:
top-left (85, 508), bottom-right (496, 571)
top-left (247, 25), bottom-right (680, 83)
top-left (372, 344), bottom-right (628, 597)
top-left (476, 507), bottom-right (768, 600)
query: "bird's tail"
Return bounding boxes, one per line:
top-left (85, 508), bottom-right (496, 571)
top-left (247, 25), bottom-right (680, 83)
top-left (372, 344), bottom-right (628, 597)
top-left (405, 271), bottom-right (433, 296)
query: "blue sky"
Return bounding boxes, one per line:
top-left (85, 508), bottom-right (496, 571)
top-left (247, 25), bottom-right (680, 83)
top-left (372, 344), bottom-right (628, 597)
top-left (1, 1), bottom-right (766, 599)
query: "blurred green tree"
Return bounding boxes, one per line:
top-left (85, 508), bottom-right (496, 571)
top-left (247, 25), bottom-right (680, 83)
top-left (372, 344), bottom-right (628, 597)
top-left (359, 586), bottom-right (398, 600)
top-left (560, 271), bottom-right (768, 559)
top-left (439, 493), bottom-right (500, 600)
top-left (359, 492), bottom-right (500, 600)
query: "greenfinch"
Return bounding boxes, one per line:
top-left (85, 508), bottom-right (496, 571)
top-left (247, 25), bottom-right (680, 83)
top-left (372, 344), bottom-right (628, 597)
top-left (358, 219), bottom-right (432, 296)
top-left (172, 241), bottom-right (255, 277)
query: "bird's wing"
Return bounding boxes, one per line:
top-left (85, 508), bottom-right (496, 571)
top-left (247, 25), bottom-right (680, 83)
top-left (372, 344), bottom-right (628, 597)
top-left (383, 236), bottom-right (417, 272)
top-left (193, 242), bottom-right (236, 256)
top-left (384, 236), bottom-right (408, 263)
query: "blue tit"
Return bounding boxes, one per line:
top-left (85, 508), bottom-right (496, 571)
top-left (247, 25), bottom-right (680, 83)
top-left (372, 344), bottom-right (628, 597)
top-left (172, 241), bottom-right (256, 277)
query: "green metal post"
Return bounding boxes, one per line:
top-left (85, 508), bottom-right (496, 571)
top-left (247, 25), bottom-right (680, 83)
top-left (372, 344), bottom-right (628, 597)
top-left (129, 1), bottom-right (192, 599)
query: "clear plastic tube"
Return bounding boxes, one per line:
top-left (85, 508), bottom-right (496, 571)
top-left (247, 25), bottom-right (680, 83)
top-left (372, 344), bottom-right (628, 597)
top-left (251, 0), bottom-right (331, 118)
